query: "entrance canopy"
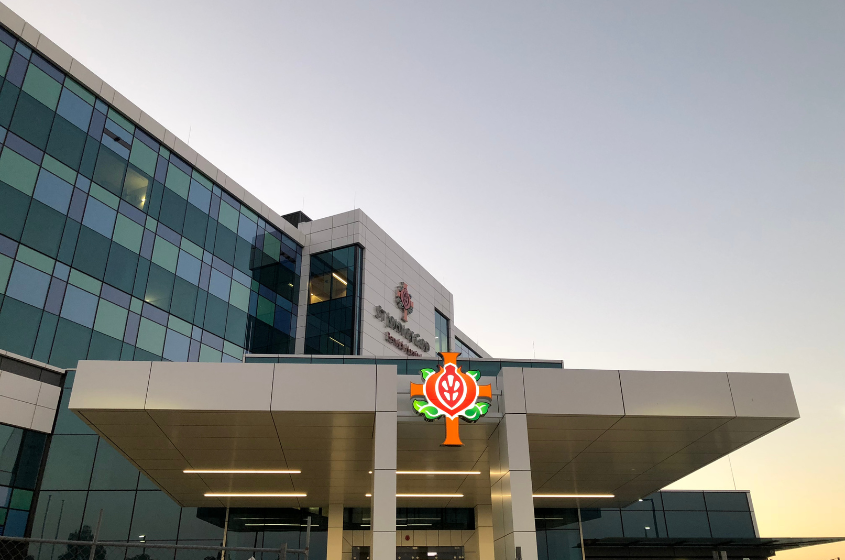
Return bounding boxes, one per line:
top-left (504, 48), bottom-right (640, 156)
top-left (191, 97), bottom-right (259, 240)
top-left (69, 359), bottom-right (799, 510)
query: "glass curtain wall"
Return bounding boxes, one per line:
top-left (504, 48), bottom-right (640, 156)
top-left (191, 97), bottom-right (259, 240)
top-left (454, 337), bottom-right (480, 358)
top-left (305, 245), bottom-right (362, 355)
top-left (434, 310), bottom-right (450, 353)
top-left (0, 424), bottom-right (47, 537)
top-left (0, 24), bottom-right (301, 369)
top-left (535, 491), bottom-right (757, 560)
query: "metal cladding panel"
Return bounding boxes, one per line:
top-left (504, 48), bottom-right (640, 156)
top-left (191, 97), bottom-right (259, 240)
top-left (271, 363), bottom-right (377, 411)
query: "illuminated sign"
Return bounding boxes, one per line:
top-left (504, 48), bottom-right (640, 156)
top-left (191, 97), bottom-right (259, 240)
top-left (375, 305), bottom-right (431, 353)
top-left (395, 282), bottom-right (414, 321)
top-left (410, 352), bottom-right (492, 446)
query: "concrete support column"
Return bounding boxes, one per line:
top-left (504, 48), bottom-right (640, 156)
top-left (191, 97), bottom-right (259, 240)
top-left (327, 503), bottom-right (344, 560)
top-left (371, 365), bottom-right (397, 560)
top-left (489, 368), bottom-right (537, 560)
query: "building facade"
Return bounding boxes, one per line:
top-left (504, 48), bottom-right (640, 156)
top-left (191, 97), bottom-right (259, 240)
top-left (0, 4), bottom-right (840, 560)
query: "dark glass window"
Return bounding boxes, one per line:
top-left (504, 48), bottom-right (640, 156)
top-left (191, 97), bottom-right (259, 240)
top-left (664, 510), bottom-right (711, 537)
top-left (454, 336), bottom-right (480, 358)
top-left (435, 309), bottom-right (449, 353)
top-left (305, 245), bottom-right (362, 355)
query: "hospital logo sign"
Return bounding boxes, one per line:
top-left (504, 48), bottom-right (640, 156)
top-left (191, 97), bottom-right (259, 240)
top-left (410, 352), bottom-right (492, 446)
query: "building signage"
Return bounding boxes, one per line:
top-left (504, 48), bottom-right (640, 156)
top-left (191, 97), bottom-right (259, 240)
top-left (410, 352), bottom-right (492, 446)
top-left (375, 305), bottom-right (431, 354)
top-left (395, 282), bottom-right (414, 321)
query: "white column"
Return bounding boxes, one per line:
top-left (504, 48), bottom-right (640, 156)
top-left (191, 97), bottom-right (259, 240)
top-left (475, 504), bottom-right (495, 560)
top-left (371, 365), bottom-right (397, 560)
top-left (327, 503), bottom-right (344, 560)
top-left (489, 368), bottom-right (538, 560)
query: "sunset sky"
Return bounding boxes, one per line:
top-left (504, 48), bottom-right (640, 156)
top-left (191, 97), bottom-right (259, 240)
top-left (7, 1), bottom-right (843, 558)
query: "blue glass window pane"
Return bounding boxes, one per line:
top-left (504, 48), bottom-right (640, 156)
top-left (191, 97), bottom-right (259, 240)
top-left (6, 262), bottom-right (50, 308)
top-left (187, 179), bottom-right (211, 213)
top-left (175, 251), bottom-right (201, 285)
top-left (56, 89), bottom-right (93, 131)
top-left (163, 329), bottom-right (189, 362)
top-left (82, 198), bottom-right (117, 238)
top-left (59, 285), bottom-right (98, 328)
top-left (237, 213), bottom-right (257, 242)
top-left (208, 268), bottom-right (230, 301)
top-left (3, 509), bottom-right (28, 536)
top-left (33, 170), bottom-right (73, 214)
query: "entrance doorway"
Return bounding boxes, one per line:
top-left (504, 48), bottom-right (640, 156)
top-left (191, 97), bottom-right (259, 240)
top-left (352, 546), bottom-right (465, 560)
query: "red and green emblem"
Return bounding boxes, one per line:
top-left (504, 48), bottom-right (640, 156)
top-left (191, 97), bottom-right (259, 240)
top-left (410, 352), bottom-right (493, 446)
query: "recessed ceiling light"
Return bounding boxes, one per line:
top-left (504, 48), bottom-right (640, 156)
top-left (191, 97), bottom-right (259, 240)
top-left (205, 493), bottom-right (306, 497)
top-left (533, 494), bottom-right (614, 498)
top-left (185, 470), bottom-right (301, 474)
top-left (365, 493), bottom-right (463, 498)
top-left (396, 471), bottom-right (480, 475)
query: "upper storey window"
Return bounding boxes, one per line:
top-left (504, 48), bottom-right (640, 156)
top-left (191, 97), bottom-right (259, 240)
top-left (305, 245), bottom-right (362, 355)
top-left (434, 309), bottom-right (450, 353)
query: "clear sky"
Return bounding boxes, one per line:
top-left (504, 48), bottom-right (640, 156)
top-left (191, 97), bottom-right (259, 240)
top-left (8, 0), bottom-right (844, 557)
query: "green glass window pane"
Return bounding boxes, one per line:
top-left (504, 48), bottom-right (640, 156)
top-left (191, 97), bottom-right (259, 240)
top-left (0, 254), bottom-right (12, 293)
top-left (89, 181), bottom-right (120, 210)
top-left (136, 317), bottom-right (166, 356)
top-left (224, 306), bottom-right (247, 346)
top-left (170, 277), bottom-right (198, 324)
top-left (191, 169), bottom-right (212, 189)
top-left (93, 299), bottom-right (128, 339)
top-left (63, 77), bottom-right (95, 105)
top-left (0, 298), bottom-right (42, 357)
top-left (92, 146), bottom-right (127, 196)
top-left (167, 314), bottom-right (192, 338)
top-left (240, 206), bottom-right (258, 223)
top-left (112, 214), bottom-right (144, 252)
top-left (257, 296), bottom-right (274, 325)
top-left (151, 236), bottom-right (179, 273)
top-left (145, 215), bottom-right (157, 231)
top-left (122, 165), bottom-right (151, 211)
top-left (165, 163), bottom-right (189, 198)
top-left (159, 189), bottom-right (186, 234)
top-left (89, 440), bottom-right (139, 490)
top-left (9, 489), bottom-right (33, 511)
top-left (21, 201), bottom-right (66, 259)
top-left (130, 297), bottom-right (143, 315)
top-left (16, 245), bottom-right (55, 274)
top-left (182, 205), bottom-right (208, 248)
top-left (128, 138), bottom-right (157, 176)
top-left (72, 226), bottom-right (111, 280)
top-left (180, 237), bottom-right (203, 260)
top-left (0, 181), bottom-right (31, 241)
top-left (144, 264), bottom-right (174, 312)
top-left (40, 434), bottom-right (98, 490)
top-left (10, 92), bottom-right (54, 150)
top-left (218, 201), bottom-right (239, 232)
top-left (229, 280), bottom-right (250, 312)
top-left (22, 65), bottom-right (61, 110)
top-left (213, 223), bottom-right (236, 264)
top-left (223, 340), bottom-right (243, 359)
top-left (0, 508), bottom-right (6, 524)
top-left (263, 233), bottom-right (281, 261)
top-left (107, 109), bottom-right (134, 133)
top-left (41, 154), bottom-right (76, 185)
top-left (87, 330), bottom-right (121, 360)
top-left (49, 318), bottom-right (91, 369)
top-left (0, 147), bottom-right (39, 195)
top-left (199, 344), bottom-right (221, 362)
top-left (68, 269), bottom-right (101, 295)
top-left (0, 42), bottom-right (12, 76)
top-left (46, 115), bottom-right (86, 171)
top-left (32, 311), bottom-right (58, 363)
top-left (203, 294), bottom-right (227, 338)
top-left (104, 243), bottom-right (139, 294)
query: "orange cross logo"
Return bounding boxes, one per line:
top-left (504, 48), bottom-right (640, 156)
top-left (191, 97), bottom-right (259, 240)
top-left (410, 352), bottom-right (493, 446)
